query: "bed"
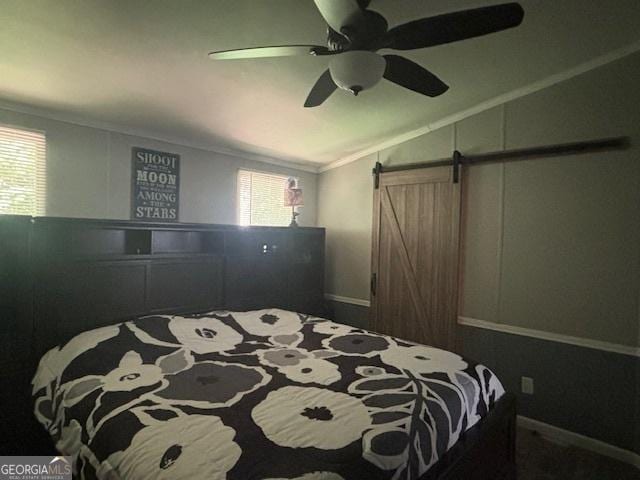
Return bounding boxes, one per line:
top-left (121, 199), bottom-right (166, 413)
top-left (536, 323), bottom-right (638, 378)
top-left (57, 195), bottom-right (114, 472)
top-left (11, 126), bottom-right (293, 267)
top-left (33, 308), bottom-right (509, 480)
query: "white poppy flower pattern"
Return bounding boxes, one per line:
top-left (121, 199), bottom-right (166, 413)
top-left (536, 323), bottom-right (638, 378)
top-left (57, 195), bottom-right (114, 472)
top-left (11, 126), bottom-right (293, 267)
top-left (97, 414), bottom-right (241, 480)
top-left (169, 317), bottom-right (244, 353)
top-left (252, 386), bottom-right (371, 449)
top-left (32, 309), bottom-right (504, 480)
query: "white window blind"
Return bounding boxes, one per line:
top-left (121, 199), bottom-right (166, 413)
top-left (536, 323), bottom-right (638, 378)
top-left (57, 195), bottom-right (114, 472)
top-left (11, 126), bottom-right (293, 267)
top-left (237, 170), bottom-right (292, 226)
top-left (0, 125), bottom-right (46, 216)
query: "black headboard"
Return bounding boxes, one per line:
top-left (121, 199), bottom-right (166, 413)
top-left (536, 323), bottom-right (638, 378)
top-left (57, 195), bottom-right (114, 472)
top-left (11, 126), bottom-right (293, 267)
top-left (0, 215), bottom-right (33, 374)
top-left (0, 216), bottom-right (325, 366)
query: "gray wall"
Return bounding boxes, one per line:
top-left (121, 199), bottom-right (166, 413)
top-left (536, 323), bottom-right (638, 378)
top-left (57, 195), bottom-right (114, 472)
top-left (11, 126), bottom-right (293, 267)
top-left (460, 326), bottom-right (638, 453)
top-left (318, 154), bottom-right (375, 300)
top-left (317, 52), bottom-right (640, 454)
top-left (0, 108), bottom-right (317, 226)
top-left (318, 51), bottom-right (640, 349)
top-left (325, 300), bottom-right (369, 330)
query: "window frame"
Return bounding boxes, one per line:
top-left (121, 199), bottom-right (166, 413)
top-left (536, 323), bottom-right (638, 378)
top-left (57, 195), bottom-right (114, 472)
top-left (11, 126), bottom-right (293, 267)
top-left (236, 168), bottom-right (296, 227)
top-left (0, 122), bottom-right (47, 217)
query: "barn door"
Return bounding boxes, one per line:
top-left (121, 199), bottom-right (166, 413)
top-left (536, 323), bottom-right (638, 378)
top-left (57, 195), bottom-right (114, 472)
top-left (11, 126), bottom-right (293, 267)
top-left (370, 165), bottom-right (461, 351)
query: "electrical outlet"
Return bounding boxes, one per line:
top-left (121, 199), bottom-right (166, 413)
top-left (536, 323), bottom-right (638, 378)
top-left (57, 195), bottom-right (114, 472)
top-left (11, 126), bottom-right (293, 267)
top-left (521, 376), bottom-right (534, 395)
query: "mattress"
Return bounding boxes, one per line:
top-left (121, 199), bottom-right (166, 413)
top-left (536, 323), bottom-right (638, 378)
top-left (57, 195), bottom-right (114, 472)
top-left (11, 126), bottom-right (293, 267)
top-left (32, 309), bottom-right (504, 480)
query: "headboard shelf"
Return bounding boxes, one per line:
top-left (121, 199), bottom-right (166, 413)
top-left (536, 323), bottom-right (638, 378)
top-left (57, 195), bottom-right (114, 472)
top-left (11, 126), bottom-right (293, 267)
top-left (29, 217), bottom-right (324, 257)
top-left (71, 228), bottom-right (152, 256)
top-left (151, 229), bottom-right (224, 255)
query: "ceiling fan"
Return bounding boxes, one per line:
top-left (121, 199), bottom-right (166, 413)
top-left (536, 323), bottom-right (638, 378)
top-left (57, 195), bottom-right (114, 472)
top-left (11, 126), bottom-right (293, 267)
top-left (208, 0), bottom-right (524, 107)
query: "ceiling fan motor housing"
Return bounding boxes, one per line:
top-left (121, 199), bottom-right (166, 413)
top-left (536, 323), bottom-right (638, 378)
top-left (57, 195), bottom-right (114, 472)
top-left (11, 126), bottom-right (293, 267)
top-left (329, 50), bottom-right (386, 95)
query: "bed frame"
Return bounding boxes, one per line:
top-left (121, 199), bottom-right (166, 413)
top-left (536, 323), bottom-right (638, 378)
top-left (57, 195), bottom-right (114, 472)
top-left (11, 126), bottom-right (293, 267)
top-left (1, 216), bottom-right (516, 478)
top-left (421, 393), bottom-right (517, 480)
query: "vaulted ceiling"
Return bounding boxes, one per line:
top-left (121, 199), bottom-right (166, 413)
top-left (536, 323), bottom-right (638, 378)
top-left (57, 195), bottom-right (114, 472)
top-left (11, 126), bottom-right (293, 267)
top-left (1, 0), bottom-right (639, 169)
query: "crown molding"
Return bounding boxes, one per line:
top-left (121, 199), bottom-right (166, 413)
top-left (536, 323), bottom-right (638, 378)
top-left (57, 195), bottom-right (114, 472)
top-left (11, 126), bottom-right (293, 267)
top-left (319, 39), bottom-right (640, 173)
top-left (0, 100), bottom-right (321, 174)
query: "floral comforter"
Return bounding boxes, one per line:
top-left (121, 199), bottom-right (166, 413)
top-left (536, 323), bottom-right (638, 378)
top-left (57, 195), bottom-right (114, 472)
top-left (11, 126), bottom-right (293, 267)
top-left (32, 309), bottom-right (504, 480)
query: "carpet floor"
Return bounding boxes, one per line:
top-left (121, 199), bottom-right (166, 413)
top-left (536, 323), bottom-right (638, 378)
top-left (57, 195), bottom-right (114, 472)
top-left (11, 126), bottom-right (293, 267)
top-left (517, 428), bottom-right (640, 480)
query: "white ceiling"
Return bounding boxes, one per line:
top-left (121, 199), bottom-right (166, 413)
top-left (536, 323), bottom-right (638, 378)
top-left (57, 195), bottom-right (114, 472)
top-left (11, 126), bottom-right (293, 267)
top-left (1, 0), bottom-right (640, 169)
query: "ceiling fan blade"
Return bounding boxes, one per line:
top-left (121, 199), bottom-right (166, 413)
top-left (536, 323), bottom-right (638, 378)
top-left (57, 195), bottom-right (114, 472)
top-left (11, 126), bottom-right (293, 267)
top-left (383, 55), bottom-right (449, 97)
top-left (208, 45), bottom-right (332, 60)
top-left (304, 69), bottom-right (338, 107)
top-left (314, 0), bottom-right (365, 33)
top-left (385, 2), bottom-right (524, 50)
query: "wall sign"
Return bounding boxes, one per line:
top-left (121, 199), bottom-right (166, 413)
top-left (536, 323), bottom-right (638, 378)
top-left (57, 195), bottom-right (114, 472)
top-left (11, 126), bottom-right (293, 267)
top-left (131, 147), bottom-right (180, 222)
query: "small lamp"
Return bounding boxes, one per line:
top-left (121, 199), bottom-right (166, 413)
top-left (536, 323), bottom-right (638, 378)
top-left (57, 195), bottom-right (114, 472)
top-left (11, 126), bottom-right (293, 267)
top-left (284, 178), bottom-right (304, 227)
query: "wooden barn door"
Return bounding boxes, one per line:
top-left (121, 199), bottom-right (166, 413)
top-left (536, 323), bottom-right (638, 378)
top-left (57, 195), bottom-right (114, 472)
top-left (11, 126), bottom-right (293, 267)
top-left (370, 165), bottom-right (461, 351)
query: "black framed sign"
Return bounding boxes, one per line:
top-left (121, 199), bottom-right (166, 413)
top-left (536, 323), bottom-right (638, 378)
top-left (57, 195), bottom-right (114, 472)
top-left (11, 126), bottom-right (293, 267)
top-left (131, 147), bottom-right (180, 222)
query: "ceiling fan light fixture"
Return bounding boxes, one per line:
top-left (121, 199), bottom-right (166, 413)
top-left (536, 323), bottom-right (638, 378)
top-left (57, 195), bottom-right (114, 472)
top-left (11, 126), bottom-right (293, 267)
top-left (329, 50), bottom-right (385, 95)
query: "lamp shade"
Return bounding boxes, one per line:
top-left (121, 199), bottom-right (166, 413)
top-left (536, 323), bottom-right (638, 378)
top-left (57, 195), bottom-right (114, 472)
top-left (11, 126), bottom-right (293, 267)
top-left (284, 178), bottom-right (303, 207)
top-left (329, 50), bottom-right (386, 95)
top-left (284, 188), bottom-right (304, 207)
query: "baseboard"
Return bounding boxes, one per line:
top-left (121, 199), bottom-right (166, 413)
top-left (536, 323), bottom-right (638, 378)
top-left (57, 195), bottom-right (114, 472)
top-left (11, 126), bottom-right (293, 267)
top-left (324, 294), bottom-right (371, 307)
top-left (517, 416), bottom-right (640, 469)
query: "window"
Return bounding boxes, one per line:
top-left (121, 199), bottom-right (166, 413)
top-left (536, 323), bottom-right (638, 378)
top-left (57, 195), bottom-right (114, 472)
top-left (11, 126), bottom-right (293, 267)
top-left (0, 125), bottom-right (46, 216)
top-left (237, 170), bottom-right (293, 226)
